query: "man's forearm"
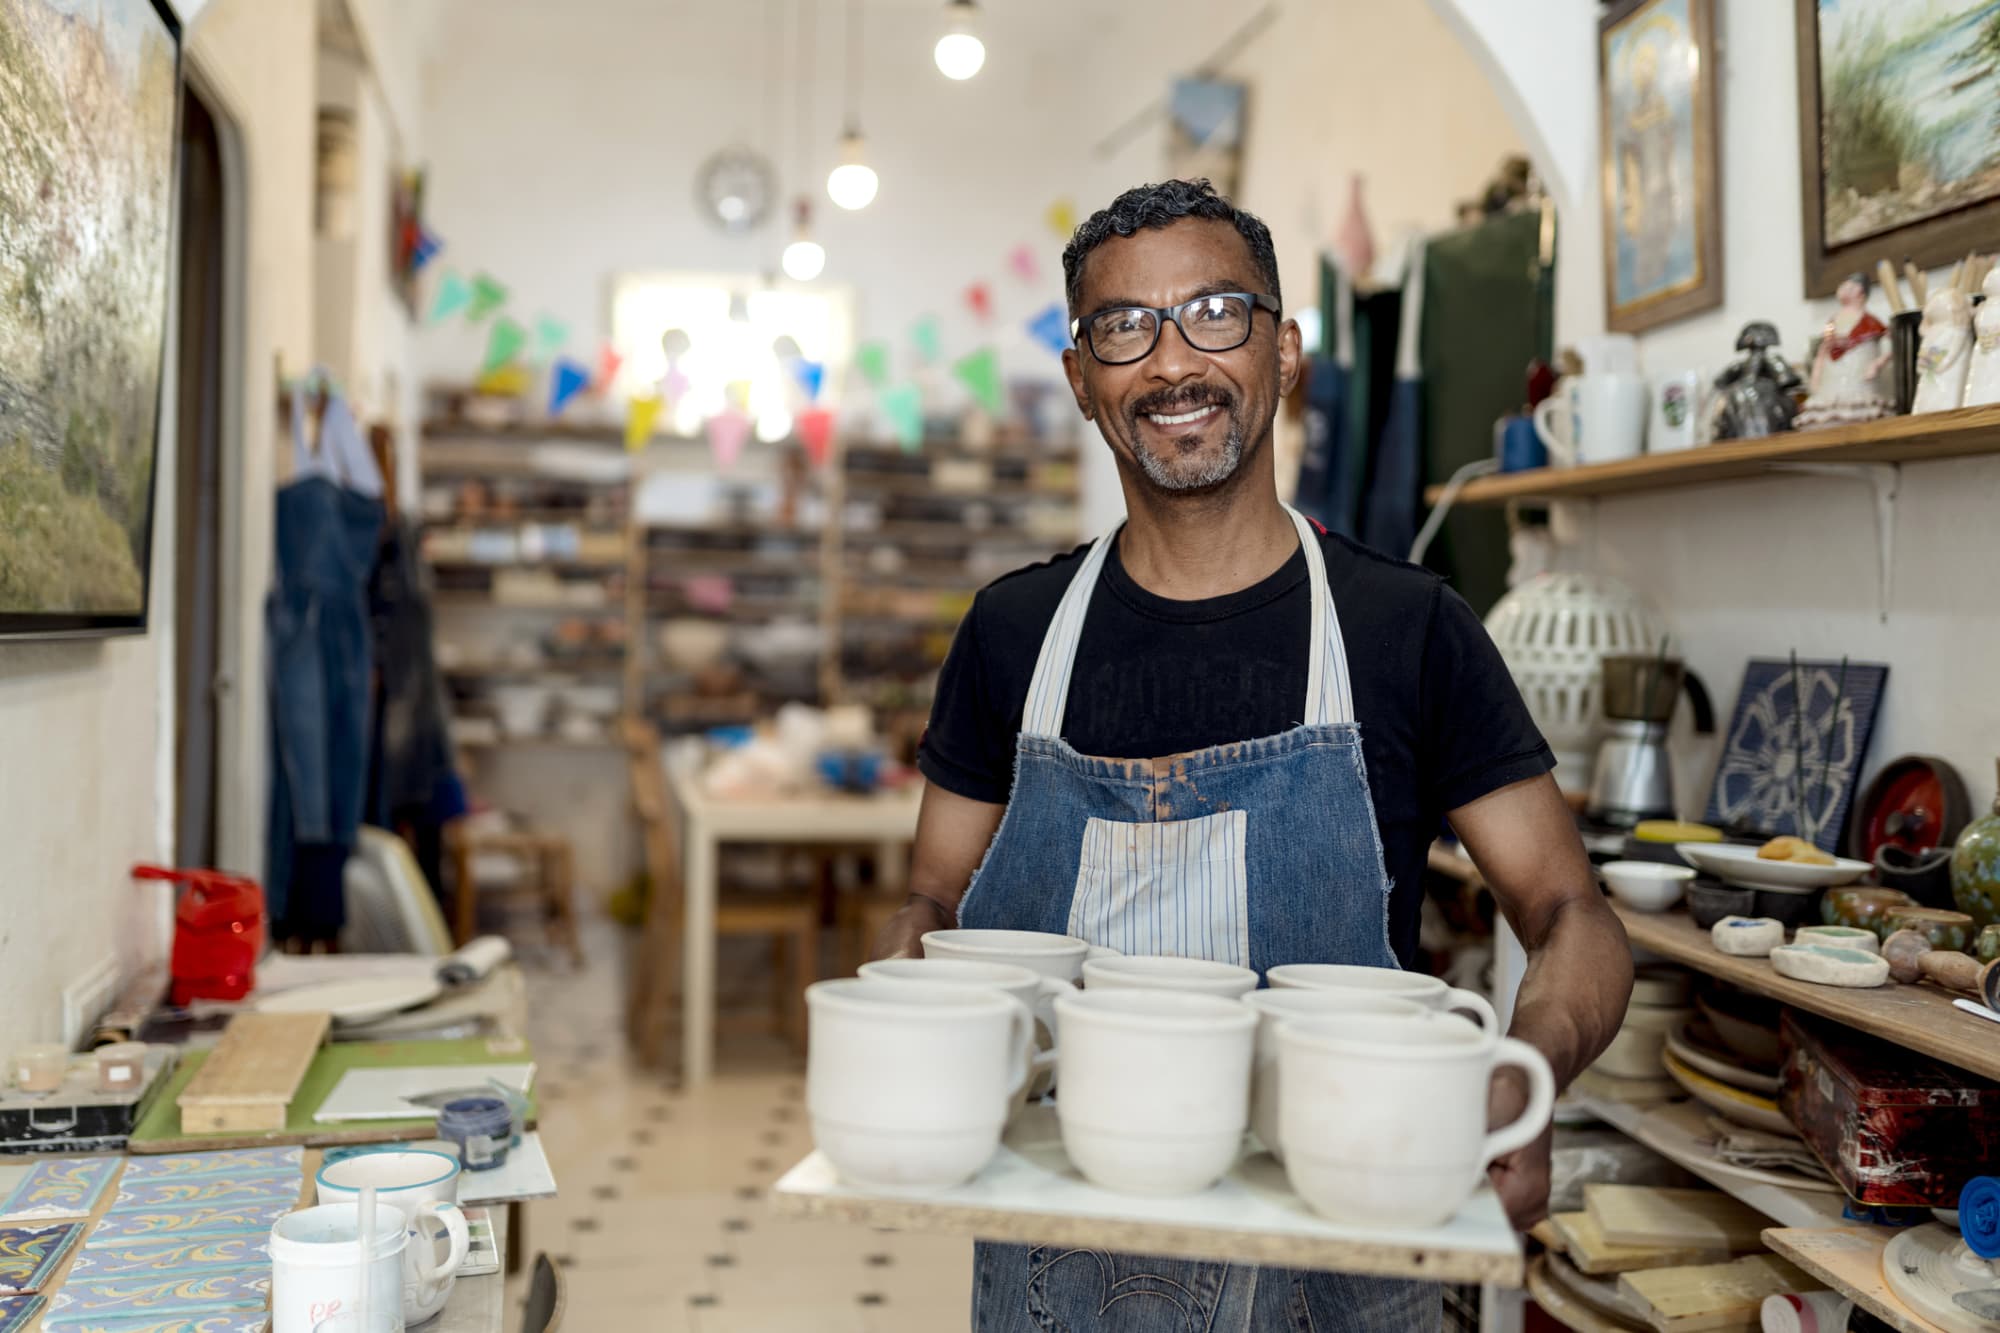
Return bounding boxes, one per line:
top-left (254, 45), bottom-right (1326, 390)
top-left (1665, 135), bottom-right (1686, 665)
top-left (1507, 893), bottom-right (1633, 1087)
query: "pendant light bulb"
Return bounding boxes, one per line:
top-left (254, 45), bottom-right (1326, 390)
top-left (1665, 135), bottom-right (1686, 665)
top-left (934, 1), bottom-right (985, 80)
top-left (826, 130), bottom-right (879, 211)
top-left (781, 198), bottom-right (825, 281)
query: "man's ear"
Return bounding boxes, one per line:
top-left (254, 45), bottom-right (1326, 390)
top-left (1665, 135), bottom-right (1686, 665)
top-left (1277, 317), bottom-right (1303, 399)
top-left (1062, 347), bottom-right (1094, 422)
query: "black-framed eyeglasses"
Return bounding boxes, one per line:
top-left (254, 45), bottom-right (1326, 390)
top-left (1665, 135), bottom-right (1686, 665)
top-left (1071, 292), bottom-right (1280, 366)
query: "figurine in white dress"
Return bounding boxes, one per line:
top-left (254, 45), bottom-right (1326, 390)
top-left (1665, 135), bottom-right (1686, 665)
top-left (1796, 272), bottom-right (1893, 429)
top-left (1912, 285), bottom-right (1975, 414)
top-left (1964, 268), bottom-right (2000, 408)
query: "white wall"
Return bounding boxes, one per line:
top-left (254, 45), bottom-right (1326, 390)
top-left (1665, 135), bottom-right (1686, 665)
top-left (1438, 0), bottom-right (2000, 816)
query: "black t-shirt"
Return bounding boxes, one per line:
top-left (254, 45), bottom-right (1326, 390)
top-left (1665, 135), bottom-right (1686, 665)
top-left (916, 528), bottom-right (1554, 965)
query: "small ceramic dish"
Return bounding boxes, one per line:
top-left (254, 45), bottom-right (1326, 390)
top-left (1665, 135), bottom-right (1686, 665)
top-left (1661, 1050), bottom-right (1796, 1136)
top-left (1599, 861), bottom-right (1696, 913)
top-left (1675, 842), bottom-right (1871, 891)
top-left (1664, 1019), bottom-right (1782, 1095)
top-left (1687, 882), bottom-right (1755, 930)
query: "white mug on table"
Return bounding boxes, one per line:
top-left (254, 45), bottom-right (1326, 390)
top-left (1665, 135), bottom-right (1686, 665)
top-left (1241, 988), bottom-right (1426, 1162)
top-left (1533, 372), bottom-right (1649, 466)
top-left (270, 1201), bottom-right (411, 1333)
top-left (857, 957), bottom-right (1066, 1112)
top-left (1264, 962), bottom-right (1499, 1030)
top-left (313, 1150), bottom-right (471, 1325)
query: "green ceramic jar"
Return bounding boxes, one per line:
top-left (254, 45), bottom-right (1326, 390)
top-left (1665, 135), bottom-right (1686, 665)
top-left (1952, 763), bottom-right (2000, 929)
top-left (1821, 886), bottom-right (1915, 938)
top-left (1883, 906), bottom-right (1975, 954)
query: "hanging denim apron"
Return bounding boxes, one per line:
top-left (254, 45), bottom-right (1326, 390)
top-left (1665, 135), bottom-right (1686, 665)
top-left (963, 505), bottom-right (1439, 1331)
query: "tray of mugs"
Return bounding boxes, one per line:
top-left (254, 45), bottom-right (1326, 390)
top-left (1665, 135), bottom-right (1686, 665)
top-left (770, 929), bottom-right (1545, 1286)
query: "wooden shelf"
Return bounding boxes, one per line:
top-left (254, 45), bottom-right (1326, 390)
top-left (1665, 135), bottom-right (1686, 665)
top-left (1612, 905), bottom-right (2000, 1083)
top-left (1761, 1228), bottom-right (1948, 1333)
top-left (454, 734), bottom-right (622, 751)
top-left (1424, 404), bottom-right (2000, 506)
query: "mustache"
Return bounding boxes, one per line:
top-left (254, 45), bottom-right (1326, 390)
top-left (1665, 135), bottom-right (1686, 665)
top-left (1128, 385), bottom-right (1235, 418)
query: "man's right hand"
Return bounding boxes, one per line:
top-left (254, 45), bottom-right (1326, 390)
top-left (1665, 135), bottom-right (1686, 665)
top-left (870, 896), bottom-right (954, 962)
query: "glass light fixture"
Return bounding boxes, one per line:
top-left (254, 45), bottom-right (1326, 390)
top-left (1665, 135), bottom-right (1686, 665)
top-left (933, 0), bottom-right (985, 80)
top-left (781, 198), bottom-right (826, 281)
top-left (826, 129), bottom-right (878, 211)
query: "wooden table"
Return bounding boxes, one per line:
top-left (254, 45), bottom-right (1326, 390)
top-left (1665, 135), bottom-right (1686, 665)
top-left (666, 769), bottom-right (923, 1085)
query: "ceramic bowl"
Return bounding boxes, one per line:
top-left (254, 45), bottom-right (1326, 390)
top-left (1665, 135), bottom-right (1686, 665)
top-left (1593, 1008), bottom-right (1693, 1080)
top-left (315, 1149), bottom-right (462, 1210)
top-left (1693, 991), bottom-right (1783, 1070)
top-left (1795, 925), bottom-right (1880, 954)
top-left (1080, 955), bottom-right (1258, 999)
top-left (1821, 887), bottom-right (1916, 937)
top-left (1600, 861), bottom-right (1696, 913)
top-left (1883, 906), bottom-right (1975, 954)
top-left (1753, 887), bottom-right (1823, 929)
top-left (1687, 882), bottom-right (1755, 930)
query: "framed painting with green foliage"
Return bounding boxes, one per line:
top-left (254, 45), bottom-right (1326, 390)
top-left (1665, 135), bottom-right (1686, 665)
top-left (1796, 0), bottom-right (2000, 296)
top-left (1599, 0), bottom-right (1723, 334)
top-left (0, 0), bottom-right (181, 636)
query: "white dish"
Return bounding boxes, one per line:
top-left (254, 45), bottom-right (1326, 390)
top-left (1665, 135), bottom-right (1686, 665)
top-left (1660, 1051), bottom-right (1795, 1137)
top-left (256, 975), bottom-right (444, 1026)
top-left (1599, 860), bottom-right (1695, 912)
top-left (1673, 842), bottom-right (1871, 891)
top-left (1664, 1021), bottom-right (1781, 1095)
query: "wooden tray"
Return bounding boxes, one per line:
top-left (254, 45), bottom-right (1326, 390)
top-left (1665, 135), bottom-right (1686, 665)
top-left (772, 1105), bottom-right (1523, 1285)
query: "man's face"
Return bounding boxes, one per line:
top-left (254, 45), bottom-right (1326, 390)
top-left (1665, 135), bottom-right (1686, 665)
top-left (1063, 218), bottom-right (1300, 496)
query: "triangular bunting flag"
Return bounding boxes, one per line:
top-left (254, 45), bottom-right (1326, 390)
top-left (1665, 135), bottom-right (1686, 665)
top-left (879, 384), bottom-right (923, 451)
top-left (796, 407), bottom-right (836, 467)
top-left (911, 316), bottom-right (942, 366)
top-left (965, 283), bottom-right (993, 322)
top-left (723, 380), bottom-right (754, 413)
top-left (707, 408), bottom-right (753, 470)
top-left (1045, 199), bottom-right (1077, 239)
top-left (1027, 303), bottom-right (1072, 356)
top-left (1007, 244), bottom-right (1039, 283)
top-left (595, 343), bottom-right (624, 391)
top-left (856, 341), bottom-right (891, 388)
top-left (534, 315), bottom-right (571, 361)
top-left (953, 347), bottom-right (1005, 416)
top-left (411, 227), bottom-right (443, 272)
top-left (548, 358), bottom-right (591, 416)
top-left (475, 364), bottom-right (531, 397)
top-left (466, 272), bottom-right (509, 321)
top-left (626, 394), bottom-right (663, 452)
top-left (793, 360), bottom-right (826, 402)
top-left (480, 316), bottom-right (527, 375)
top-left (429, 269), bottom-right (471, 323)
top-left (662, 366), bottom-right (691, 403)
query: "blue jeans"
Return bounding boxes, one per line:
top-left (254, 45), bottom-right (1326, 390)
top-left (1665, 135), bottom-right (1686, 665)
top-left (973, 1244), bottom-right (1442, 1332)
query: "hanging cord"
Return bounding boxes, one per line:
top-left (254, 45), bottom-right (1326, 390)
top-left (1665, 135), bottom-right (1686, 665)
top-left (843, 0), bottom-right (861, 134)
top-left (1409, 458), bottom-right (1499, 566)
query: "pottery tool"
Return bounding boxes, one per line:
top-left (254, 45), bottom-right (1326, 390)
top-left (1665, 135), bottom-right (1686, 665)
top-left (1908, 261), bottom-right (1929, 306)
top-left (1551, 1211), bottom-right (1733, 1276)
top-left (1619, 1255), bottom-right (1815, 1332)
top-left (176, 1010), bottom-right (330, 1134)
top-left (1881, 930), bottom-right (2000, 1005)
top-left (1882, 1224), bottom-right (2000, 1332)
top-left (1878, 260), bottom-right (1908, 315)
top-left (1586, 1185), bottom-right (1770, 1252)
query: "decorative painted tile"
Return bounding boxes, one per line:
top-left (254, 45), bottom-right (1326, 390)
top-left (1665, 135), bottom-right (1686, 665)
top-left (110, 1174), bottom-right (299, 1214)
top-left (0, 1223), bottom-right (83, 1293)
top-left (0, 1158), bottom-right (119, 1223)
top-left (88, 1200), bottom-right (293, 1243)
top-left (64, 1234), bottom-right (268, 1280)
top-left (45, 1313), bottom-right (264, 1333)
top-left (119, 1149), bottom-right (301, 1183)
top-left (44, 1269), bottom-right (268, 1321)
top-left (0, 1294), bottom-right (43, 1333)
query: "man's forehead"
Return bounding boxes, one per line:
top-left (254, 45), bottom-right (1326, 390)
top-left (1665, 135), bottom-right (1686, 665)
top-left (1074, 218), bottom-right (1259, 309)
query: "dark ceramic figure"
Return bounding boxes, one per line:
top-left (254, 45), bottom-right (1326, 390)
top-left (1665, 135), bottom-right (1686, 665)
top-left (1708, 321), bottom-right (1804, 440)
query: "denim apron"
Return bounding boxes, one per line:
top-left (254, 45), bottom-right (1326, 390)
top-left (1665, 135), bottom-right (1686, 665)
top-left (963, 506), bottom-right (1439, 1332)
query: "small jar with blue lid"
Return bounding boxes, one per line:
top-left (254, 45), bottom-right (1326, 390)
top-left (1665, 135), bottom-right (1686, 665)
top-left (437, 1095), bottom-right (513, 1171)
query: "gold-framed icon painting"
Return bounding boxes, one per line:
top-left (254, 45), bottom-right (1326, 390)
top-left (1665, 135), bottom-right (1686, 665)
top-left (1795, 0), bottom-right (2000, 297)
top-left (1599, 0), bottom-right (1723, 333)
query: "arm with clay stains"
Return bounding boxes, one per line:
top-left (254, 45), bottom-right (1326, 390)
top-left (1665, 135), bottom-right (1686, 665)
top-left (868, 783), bottom-right (1005, 960)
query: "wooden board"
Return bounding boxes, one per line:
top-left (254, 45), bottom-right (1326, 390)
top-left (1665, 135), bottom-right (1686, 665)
top-left (1761, 1227), bottom-right (1951, 1333)
top-left (1586, 1185), bottom-right (1770, 1251)
top-left (1618, 1255), bottom-right (1816, 1331)
top-left (132, 1036), bottom-right (536, 1153)
top-left (176, 1011), bottom-right (330, 1133)
top-left (1422, 403), bottom-right (2000, 506)
top-left (1551, 1211), bottom-right (1733, 1276)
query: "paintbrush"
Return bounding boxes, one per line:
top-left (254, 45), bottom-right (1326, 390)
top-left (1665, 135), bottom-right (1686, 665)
top-left (1877, 259), bottom-right (1907, 314)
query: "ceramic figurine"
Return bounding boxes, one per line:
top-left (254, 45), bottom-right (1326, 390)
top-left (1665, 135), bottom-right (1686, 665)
top-left (1822, 886), bottom-right (1915, 937)
top-left (1707, 321), bottom-right (1804, 441)
top-left (1883, 907), bottom-right (1975, 954)
top-left (1966, 269), bottom-right (2000, 407)
top-left (1796, 273), bottom-right (1893, 429)
top-left (1770, 942), bottom-right (1890, 988)
top-left (1911, 287), bottom-right (1974, 413)
top-left (1952, 762), bottom-right (2000, 928)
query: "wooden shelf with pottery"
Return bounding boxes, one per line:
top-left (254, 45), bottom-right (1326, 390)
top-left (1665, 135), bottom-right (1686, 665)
top-left (1612, 905), bottom-right (2000, 1084)
top-left (1761, 1227), bottom-right (1951, 1333)
top-left (773, 1105), bottom-right (1523, 1285)
top-left (1423, 403), bottom-right (2000, 506)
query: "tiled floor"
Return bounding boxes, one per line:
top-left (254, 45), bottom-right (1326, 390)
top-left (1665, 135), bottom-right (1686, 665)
top-left (507, 920), bottom-right (973, 1332)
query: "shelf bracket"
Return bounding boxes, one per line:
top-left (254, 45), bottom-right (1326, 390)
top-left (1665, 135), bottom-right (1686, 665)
top-left (1764, 462), bottom-right (1900, 622)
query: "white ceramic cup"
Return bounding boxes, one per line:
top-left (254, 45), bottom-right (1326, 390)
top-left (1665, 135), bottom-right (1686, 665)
top-left (313, 1150), bottom-right (470, 1323)
top-left (920, 928), bottom-right (1118, 983)
top-left (1534, 372), bottom-right (1649, 466)
top-left (270, 1201), bottom-right (409, 1333)
top-left (1081, 955), bottom-right (1258, 999)
top-left (1649, 369), bottom-right (1705, 453)
top-left (1264, 963), bottom-right (1499, 1031)
top-left (1277, 1012), bottom-right (1556, 1228)
top-left (1242, 989), bottom-right (1427, 1162)
top-left (857, 958), bottom-right (1069, 1108)
top-left (1052, 988), bottom-right (1256, 1196)
top-left (806, 977), bottom-right (1034, 1188)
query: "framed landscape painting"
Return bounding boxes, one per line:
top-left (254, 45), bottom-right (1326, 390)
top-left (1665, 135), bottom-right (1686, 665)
top-left (1599, 0), bottom-right (1723, 333)
top-left (1796, 0), bottom-right (2000, 295)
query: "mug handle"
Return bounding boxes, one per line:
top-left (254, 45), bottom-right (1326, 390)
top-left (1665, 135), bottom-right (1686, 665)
top-left (1032, 977), bottom-right (1071, 1038)
top-left (1441, 987), bottom-right (1499, 1032)
top-left (1531, 397), bottom-right (1575, 466)
top-left (408, 1201), bottom-right (471, 1284)
top-left (1003, 998), bottom-right (1036, 1100)
top-left (1479, 1038), bottom-right (1556, 1172)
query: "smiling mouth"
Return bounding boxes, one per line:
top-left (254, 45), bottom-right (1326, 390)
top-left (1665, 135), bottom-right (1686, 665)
top-left (1145, 403), bottom-right (1223, 428)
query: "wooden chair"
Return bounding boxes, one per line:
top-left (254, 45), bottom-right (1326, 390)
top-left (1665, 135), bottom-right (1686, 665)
top-left (622, 718), bottom-right (820, 1066)
top-left (443, 824), bottom-right (583, 966)
top-left (523, 1252), bottom-right (566, 1333)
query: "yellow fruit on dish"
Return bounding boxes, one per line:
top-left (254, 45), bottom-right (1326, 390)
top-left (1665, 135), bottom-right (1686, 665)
top-left (1758, 835), bottom-right (1834, 866)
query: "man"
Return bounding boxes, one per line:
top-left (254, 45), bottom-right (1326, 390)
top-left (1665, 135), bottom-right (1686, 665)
top-left (873, 179), bottom-right (1631, 1331)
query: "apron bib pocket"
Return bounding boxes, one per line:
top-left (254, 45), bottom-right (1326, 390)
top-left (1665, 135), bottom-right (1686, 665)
top-left (1068, 812), bottom-right (1249, 965)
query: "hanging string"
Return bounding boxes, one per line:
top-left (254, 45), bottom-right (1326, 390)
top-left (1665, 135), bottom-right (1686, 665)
top-left (844, 0), bottom-right (862, 133)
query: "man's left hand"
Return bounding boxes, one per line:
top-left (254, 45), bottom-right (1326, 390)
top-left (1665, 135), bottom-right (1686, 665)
top-left (1486, 1065), bottom-right (1552, 1231)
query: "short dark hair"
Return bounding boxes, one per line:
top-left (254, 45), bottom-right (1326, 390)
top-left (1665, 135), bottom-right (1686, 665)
top-left (1061, 179), bottom-right (1282, 317)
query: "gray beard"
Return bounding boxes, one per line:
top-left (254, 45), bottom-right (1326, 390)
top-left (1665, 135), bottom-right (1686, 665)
top-left (1132, 417), bottom-right (1246, 492)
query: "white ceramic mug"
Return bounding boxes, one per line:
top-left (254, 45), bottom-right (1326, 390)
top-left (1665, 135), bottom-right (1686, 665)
top-left (1277, 1012), bottom-right (1555, 1228)
top-left (1649, 370), bottom-right (1705, 453)
top-left (1081, 955), bottom-right (1258, 999)
top-left (806, 977), bottom-right (1034, 1188)
top-left (1241, 989), bottom-right (1427, 1162)
top-left (857, 957), bottom-right (1069, 1108)
top-left (1264, 963), bottom-right (1499, 1031)
top-left (270, 1202), bottom-right (408, 1333)
top-left (921, 928), bottom-right (1118, 984)
top-left (313, 1151), bottom-right (470, 1323)
top-left (1533, 372), bottom-right (1648, 466)
top-left (1052, 988), bottom-right (1256, 1196)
